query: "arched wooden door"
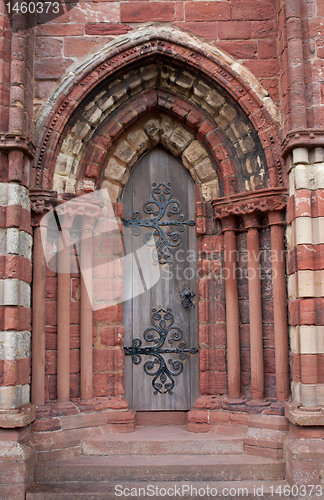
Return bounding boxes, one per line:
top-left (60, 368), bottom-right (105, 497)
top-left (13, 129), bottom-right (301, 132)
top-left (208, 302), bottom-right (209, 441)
top-left (122, 147), bottom-right (199, 411)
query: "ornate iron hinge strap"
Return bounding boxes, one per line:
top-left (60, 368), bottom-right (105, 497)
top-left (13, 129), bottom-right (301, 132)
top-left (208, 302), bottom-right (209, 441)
top-left (124, 308), bottom-right (198, 395)
top-left (123, 182), bottom-right (195, 265)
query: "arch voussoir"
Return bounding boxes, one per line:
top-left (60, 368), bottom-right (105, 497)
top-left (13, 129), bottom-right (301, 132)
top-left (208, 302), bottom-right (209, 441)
top-left (34, 29), bottom-right (285, 196)
top-left (70, 90), bottom-right (251, 199)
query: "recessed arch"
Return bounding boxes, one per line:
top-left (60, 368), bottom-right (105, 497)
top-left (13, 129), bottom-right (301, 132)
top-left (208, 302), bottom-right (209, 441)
top-left (32, 27), bottom-right (286, 193)
top-left (78, 114), bottom-right (221, 202)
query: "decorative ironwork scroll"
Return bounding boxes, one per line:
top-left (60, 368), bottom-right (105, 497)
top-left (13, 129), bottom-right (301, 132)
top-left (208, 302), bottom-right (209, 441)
top-left (123, 182), bottom-right (195, 265)
top-left (180, 285), bottom-right (195, 308)
top-left (124, 308), bottom-right (197, 395)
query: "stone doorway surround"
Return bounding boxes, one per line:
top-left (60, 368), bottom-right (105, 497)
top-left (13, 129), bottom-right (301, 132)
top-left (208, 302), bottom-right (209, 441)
top-left (28, 27), bottom-right (289, 432)
top-left (3, 26), bottom-right (312, 498)
top-left (0, 0), bottom-right (323, 492)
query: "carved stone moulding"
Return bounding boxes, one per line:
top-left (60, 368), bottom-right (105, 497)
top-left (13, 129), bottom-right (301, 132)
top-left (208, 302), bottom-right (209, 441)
top-left (282, 129), bottom-right (324, 158)
top-left (29, 188), bottom-right (59, 227)
top-left (211, 187), bottom-right (288, 222)
top-left (54, 196), bottom-right (102, 231)
top-left (30, 187), bottom-right (104, 230)
top-left (0, 133), bottom-right (35, 159)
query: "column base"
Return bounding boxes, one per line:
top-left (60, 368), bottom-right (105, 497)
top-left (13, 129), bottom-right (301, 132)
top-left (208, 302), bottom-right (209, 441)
top-left (0, 405), bottom-right (36, 499)
top-left (0, 431), bottom-right (35, 500)
top-left (189, 395), bottom-right (285, 430)
top-left (0, 404), bottom-right (35, 428)
top-left (285, 401), bottom-right (324, 425)
top-left (284, 428), bottom-right (324, 486)
top-left (284, 402), bottom-right (324, 485)
top-left (188, 396), bottom-right (287, 435)
top-left (32, 396), bottom-right (135, 433)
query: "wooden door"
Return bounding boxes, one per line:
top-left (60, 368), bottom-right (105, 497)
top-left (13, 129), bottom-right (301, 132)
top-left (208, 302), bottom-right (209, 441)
top-left (122, 147), bottom-right (199, 411)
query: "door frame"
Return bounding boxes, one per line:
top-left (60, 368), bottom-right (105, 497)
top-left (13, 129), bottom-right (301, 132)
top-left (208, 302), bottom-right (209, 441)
top-left (121, 147), bottom-right (200, 411)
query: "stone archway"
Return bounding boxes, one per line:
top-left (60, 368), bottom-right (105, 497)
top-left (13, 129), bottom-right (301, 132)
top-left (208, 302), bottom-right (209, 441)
top-left (31, 27), bottom-right (289, 421)
top-left (77, 114), bottom-right (220, 202)
top-left (32, 27), bottom-right (285, 194)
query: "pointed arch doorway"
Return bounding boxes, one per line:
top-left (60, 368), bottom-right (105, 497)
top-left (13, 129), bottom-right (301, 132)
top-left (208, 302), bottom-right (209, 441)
top-left (122, 147), bottom-right (199, 411)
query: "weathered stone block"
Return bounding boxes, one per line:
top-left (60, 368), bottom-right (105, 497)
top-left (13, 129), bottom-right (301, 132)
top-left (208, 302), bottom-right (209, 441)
top-left (192, 80), bottom-right (211, 104)
top-left (8, 185), bottom-right (29, 211)
top-left (194, 157), bottom-right (217, 182)
top-left (100, 181), bottom-right (122, 203)
top-left (55, 153), bottom-right (75, 176)
top-left (0, 383), bottom-right (30, 410)
top-left (141, 65), bottom-right (158, 86)
top-left (239, 135), bottom-right (256, 154)
top-left (293, 147), bottom-right (309, 165)
top-left (202, 90), bottom-right (225, 116)
top-left (215, 104), bottom-right (238, 129)
top-left (0, 330), bottom-right (31, 360)
top-left (166, 125), bottom-right (194, 156)
top-left (113, 141), bottom-right (137, 167)
top-left (71, 121), bottom-right (91, 140)
top-left (0, 184), bottom-right (8, 206)
top-left (109, 80), bottom-right (127, 103)
top-left (182, 140), bottom-right (208, 169)
top-left (104, 158), bottom-right (126, 183)
top-left (127, 129), bottom-right (150, 155)
top-left (142, 118), bottom-right (160, 144)
top-left (160, 115), bottom-right (176, 146)
top-left (61, 135), bottom-right (83, 157)
top-left (201, 179), bottom-right (220, 200)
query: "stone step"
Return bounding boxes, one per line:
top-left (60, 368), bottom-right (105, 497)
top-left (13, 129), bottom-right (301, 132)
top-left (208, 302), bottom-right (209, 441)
top-left (82, 425), bottom-right (245, 455)
top-left (34, 454), bottom-right (285, 483)
top-left (27, 480), bottom-right (291, 500)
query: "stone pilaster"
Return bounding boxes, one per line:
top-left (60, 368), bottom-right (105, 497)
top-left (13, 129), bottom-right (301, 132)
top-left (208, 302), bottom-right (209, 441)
top-left (286, 147), bottom-right (324, 407)
top-left (284, 146), bottom-right (324, 485)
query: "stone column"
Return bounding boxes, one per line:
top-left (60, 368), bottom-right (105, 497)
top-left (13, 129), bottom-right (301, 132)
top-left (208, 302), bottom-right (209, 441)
top-left (244, 214), bottom-right (264, 401)
top-left (80, 203), bottom-right (100, 400)
top-left (30, 190), bottom-right (57, 406)
top-left (80, 228), bottom-right (93, 400)
top-left (269, 210), bottom-right (290, 401)
top-left (57, 213), bottom-right (74, 402)
top-left (222, 216), bottom-right (240, 399)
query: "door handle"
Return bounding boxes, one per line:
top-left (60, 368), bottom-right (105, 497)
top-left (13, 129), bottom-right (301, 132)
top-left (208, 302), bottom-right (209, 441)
top-left (180, 286), bottom-right (195, 308)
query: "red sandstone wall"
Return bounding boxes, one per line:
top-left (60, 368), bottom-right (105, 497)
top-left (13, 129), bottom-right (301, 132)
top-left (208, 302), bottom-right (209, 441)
top-left (34, 0), bottom-right (324, 138)
top-left (34, 0), bottom-right (280, 122)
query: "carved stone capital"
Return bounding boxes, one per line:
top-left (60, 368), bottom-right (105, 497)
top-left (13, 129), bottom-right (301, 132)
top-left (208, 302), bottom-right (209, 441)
top-left (242, 213), bottom-right (261, 230)
top-left (282, 129), bottom-right (324, 158)
top-left (29, 188), bottom-right (58, 227)
top-left (220, 215), bottom-right (237, 232)
top-left (55, 197), bottom-right (101, 231)
top-left (0, 133), bottom-right (35, 159)
top-left (212, 188), bottom-right (288, 223)
top-left (268, 209), bottom-right (286, 226)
